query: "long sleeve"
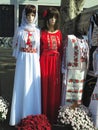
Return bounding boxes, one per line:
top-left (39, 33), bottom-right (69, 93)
top-left (12, 28), bottom-right (20, 59)
top-left (87, 16), bottom-right (94, 48)
top-left (58, 30), bottom-right (63, 58)
top-left (61, 36), bottom-right (68, 74)
top-left (61, 36), bottom-right (68, 86)
top-left (83, 35), bottom-right (90, 70)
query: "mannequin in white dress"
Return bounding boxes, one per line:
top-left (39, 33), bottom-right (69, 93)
top-left (9, 5), bottom-right (41, 126)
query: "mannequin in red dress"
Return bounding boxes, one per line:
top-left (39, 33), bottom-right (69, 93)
top-left (40, 7), bottom-right (62, 124)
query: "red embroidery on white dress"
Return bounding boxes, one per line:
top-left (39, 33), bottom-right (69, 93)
top-left (69, 79), bottom-right (84, 83)
top-left (68, 45), bottom-right (79, 67)
top-left (26, 32), bottom-right (32, 47)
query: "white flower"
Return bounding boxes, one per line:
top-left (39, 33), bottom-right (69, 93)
top-left (0, 96), bottom-right (9, 121)
top-left (57, 104), bottom-right (96, 130)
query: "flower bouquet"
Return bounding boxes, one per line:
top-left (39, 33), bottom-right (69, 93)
top-left (0, 96), bottom-right (9, 121)
top-left (57, 103), bottom-right (96, 130)
top-left (16, 114), bottom-right (51, 130)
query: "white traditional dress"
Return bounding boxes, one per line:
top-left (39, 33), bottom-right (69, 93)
top-left (9, 8), bottom-right (41, 126)
top-left (61, 35), bottom-right (89, 106)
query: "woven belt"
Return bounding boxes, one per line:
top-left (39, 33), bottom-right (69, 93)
top-left (20, 47), bottom-right (37, 53)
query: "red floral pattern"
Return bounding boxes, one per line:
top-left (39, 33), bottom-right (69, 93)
top-left (20, 47), bottom-right (37, 53)
top-left (67, 38), bottom-right (88, 68)
top-left (67, 89), bottom-right (83, 93)
top-left (72, 38), bottom-right (76, 43)
top-left (68, 44), bottom-right (79, 67)
top-left (69, 79), bottom-right (84, 83)
top-left (66, 99), bottom-right (82, 103)
top-left (16, 114), bottom-right (51, 130)
top-left (26, 32), bottom-right (32, 46)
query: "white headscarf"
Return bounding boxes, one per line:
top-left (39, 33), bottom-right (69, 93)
top-left (12, 5), bottom-right (39, 58)
top-left (20, 5), bottom-right (38, 31)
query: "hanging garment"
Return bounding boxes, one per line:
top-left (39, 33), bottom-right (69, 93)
top-left (61, 35), bottom-right (89, 106)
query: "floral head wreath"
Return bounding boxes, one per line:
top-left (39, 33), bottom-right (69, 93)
top-left (43, 10), bottom-right (48, 18)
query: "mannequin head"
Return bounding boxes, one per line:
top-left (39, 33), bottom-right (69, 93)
top-left (25, 5), bottom-right (36, 24)
top-left (43, 7), bottom-right (60, 31)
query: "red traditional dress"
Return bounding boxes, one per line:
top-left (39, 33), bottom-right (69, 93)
top-left (40, 30), bottom-right (62, 123)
